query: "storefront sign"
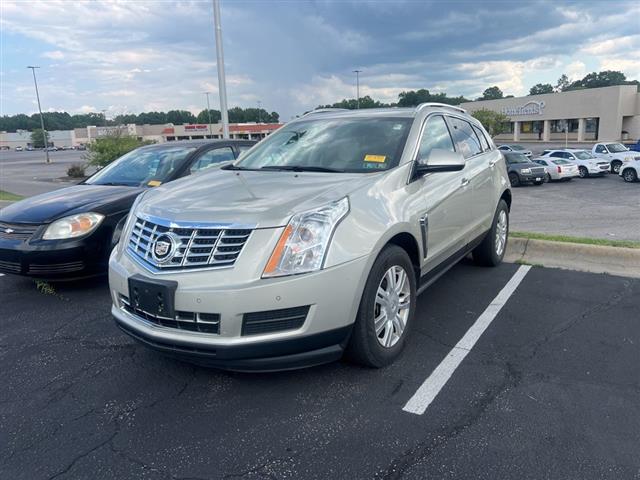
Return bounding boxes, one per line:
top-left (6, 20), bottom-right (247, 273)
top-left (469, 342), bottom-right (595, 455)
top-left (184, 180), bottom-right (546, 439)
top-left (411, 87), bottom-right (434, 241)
top-left (185, 125), bottom-right (208, 131)
top-left (501, 101), bottom-right (545, 116)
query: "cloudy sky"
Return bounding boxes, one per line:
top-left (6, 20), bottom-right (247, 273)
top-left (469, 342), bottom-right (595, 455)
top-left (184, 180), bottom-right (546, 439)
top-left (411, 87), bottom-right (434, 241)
top-left (1, 0), bottom-right (639, 121)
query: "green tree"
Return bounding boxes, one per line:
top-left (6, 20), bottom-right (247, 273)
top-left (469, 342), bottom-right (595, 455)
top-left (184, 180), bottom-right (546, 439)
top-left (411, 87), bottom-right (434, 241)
top-left (166, 110), bottom-right (196, 124)
top-left (471, 109), bottom-right (509, 137)
top-left (567, 70), bottom-right (635, 90)
top-left (30, 128), bottom-right (50, 148)
top-left (480, 86), bottom-right (504, 100)
top-left (555, 74), bottom-right (571, 92)
top-left (529, 83), bottom-right (554, 95)
top-left (86, 131), bottom-right (153, 167)
top-left (196, 109), bottom-right (222, 124)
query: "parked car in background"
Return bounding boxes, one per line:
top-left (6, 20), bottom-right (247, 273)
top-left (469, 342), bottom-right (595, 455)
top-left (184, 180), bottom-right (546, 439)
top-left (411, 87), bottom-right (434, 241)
top-left (532, 157), bottom-right (579, 182)
top-left (504, 152), bottom-right (545, 186)
top-left (75, 144), bottom-right (87, 151)
top-left (108, 104), bottom-right (513, 371)
top-left (592, 142), bottom-right (640, 173)
top-left (15, 146), bottom-right (23, 151)
top-left (45, 146), bottom-right (58, 152)
top-left (620, 158), bottom-right (640, 183)
top-left (0, 139), bottom-right (255, 279)
top-left (541, 149), bottom-right (609, 178)
top-left (623, 140), bottom-right (640, 152)
top-left (498, 144), bottom-right (532, 158)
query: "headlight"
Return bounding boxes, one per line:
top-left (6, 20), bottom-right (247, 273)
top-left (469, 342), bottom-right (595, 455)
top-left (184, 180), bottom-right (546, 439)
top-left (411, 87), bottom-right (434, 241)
top-left (263, 197), bottom-right (349, 278)
top-left (520, 168), bottom-right (531, 174)
top-left (43, 212), bottom-right (105, 240)
top-left (624, 156), bottom-right (633, 162)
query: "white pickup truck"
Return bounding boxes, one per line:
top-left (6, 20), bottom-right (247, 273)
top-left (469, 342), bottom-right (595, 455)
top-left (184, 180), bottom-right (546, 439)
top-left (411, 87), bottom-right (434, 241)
top-left (592, 142), bottom-right (640, 174)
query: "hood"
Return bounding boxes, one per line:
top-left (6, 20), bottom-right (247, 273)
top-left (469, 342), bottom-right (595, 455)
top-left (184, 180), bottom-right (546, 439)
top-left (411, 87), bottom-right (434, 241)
top-left (139, 168), bottom-right (379, 228)
top-left (0, 184), bottom-right (142, 224)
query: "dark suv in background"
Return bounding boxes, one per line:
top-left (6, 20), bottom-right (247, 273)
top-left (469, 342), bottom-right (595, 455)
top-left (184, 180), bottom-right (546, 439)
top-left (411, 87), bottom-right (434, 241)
top-left (503, 152), bottom-right (546, 186)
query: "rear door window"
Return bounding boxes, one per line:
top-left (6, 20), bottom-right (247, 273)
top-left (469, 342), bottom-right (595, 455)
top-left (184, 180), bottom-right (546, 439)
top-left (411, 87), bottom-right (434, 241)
top-left (472, 125), bottom-right (490, 152)
top-left (447, 117), bottom-right (483, 158)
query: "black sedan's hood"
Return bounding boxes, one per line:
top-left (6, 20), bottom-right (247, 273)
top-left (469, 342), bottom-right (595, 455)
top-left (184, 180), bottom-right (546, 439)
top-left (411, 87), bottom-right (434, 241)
top-left (0, 185), bottom-right (143, 224)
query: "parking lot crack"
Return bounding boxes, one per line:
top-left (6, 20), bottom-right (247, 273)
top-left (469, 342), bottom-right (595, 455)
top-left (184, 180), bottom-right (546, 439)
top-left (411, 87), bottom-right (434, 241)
top-left (46, 431), bottom-right (117, 480)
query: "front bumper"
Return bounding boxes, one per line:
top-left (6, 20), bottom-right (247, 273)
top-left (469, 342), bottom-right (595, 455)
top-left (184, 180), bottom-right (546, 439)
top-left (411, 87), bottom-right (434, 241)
top-left (0, 236), bottom-right (106, 279)
top-left (519, 172), bottom-right (545, 183)
top-left (109, 250), bottom-right (371, 371)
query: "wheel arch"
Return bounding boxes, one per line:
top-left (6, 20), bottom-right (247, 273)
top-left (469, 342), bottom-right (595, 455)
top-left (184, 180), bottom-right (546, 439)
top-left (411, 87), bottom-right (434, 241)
top-left (386, 232), bottom-right (421, 283)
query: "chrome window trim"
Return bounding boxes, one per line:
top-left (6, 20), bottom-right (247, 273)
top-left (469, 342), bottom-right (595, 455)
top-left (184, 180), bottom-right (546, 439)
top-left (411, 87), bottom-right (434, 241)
top-left (137, 212), bottom-right (256, 231)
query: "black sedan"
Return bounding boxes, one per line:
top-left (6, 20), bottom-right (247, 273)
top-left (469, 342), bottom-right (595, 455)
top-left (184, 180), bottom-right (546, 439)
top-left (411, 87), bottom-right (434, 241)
top-left (0, 139), bottom-right (255, 279)
top-left (503, 152), bottom-right (547, 187)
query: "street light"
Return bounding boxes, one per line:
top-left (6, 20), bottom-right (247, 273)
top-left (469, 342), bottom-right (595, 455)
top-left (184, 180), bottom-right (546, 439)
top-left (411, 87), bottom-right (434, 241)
top-left (353, 69), bottom-right (362, 109)
top-left (26, 66), bottom-right (50, 163)
top-left (212, 0), bottom-right (229, 139)
top-left (101, 109), bottom-right (107, 127)
top-left (204, 92), bottom-right (213, 137)
top-left (257, 100), bottom-right (261, 123)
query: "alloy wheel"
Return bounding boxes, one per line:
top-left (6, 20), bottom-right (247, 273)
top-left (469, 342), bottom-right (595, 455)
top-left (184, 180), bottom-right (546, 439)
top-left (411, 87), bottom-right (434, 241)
top-left (495, 209), bottom-right (508, 257)
top-left (374, 266), bottom-right (411, 348)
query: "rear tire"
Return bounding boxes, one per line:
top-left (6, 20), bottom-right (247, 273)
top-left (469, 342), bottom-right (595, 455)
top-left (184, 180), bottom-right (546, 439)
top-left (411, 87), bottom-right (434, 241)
top-left (346, 245), bottom-right (416, 368)
top-left (473, 199), bottom-right (509, 267)
top-left (578, 166), bottom-right (588, 178)
top-left (508, 172), bottom-right (520, 187)
top-left (622, 168), bottom-right (638, 182)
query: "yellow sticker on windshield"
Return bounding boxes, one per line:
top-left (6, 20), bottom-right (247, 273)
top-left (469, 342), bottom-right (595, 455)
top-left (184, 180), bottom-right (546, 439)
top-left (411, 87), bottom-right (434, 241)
top-left (147, 180), bottom-right (162, 187)
top-left (364, 155), bottom-right (386, 163)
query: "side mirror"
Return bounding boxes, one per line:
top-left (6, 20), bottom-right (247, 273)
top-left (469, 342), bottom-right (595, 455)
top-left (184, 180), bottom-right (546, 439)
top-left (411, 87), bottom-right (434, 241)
top-left (415, 149), bottom-right (466, 175)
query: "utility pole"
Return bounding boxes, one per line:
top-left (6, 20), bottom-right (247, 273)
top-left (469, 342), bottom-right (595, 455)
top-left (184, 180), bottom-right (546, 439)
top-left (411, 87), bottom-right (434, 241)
top-left (353, 69), bottom-right (362, 109)
top-left (27, 66), bottom-right (50, 163)
top-left (212, 0), bottom-right (229, 139)
top-left (101, 109), bottom-right (107, 127)
top-left (204, 92), bottom-right (213, 137)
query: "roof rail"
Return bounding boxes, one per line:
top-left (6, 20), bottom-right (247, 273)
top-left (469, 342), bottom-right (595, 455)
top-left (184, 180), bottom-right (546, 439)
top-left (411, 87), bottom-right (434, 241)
top-left (303, 108), bottom-right (350, 117)
top-left (415, 102), bottom-right (467, 114)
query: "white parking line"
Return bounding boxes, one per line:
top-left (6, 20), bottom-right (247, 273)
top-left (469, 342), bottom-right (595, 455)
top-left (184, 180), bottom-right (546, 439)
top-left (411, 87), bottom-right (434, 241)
top-left (402, 265), bottom-right (531, 415)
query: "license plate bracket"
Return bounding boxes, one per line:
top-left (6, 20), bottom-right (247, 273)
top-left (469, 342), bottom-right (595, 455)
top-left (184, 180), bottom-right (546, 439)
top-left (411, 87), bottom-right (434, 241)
top-left (128, 274), bottom-right (178, 319)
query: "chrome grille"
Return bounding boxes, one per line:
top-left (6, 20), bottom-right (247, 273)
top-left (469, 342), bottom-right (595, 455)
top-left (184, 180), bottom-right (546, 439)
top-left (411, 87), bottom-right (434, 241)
top-left (531, 167), bottom-right (545, 175)
top-left (0, 222), bottom-right (39, 241)
top-left (127, 216), bottom-right (252, 272)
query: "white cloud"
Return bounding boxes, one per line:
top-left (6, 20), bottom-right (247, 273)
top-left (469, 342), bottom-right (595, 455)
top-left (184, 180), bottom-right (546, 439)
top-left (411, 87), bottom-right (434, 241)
top-left (42, 50), bottom-right (65, 60)
top-left (565, 61), bottom-right (586, 81)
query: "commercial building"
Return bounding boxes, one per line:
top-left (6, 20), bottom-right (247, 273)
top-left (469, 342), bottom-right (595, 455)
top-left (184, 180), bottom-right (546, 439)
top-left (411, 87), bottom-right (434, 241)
top-left (0, 122), bottom-right (282, 149)
top-left (462, 85), bottom-right (640, 143)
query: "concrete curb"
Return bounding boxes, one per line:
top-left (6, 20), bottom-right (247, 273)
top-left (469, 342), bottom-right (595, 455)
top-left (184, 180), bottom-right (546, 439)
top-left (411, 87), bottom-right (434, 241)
top-left (505, 237), bottom-right (640, 279)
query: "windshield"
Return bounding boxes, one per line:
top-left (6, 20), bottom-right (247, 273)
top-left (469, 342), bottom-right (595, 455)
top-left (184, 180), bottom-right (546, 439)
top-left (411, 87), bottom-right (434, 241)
top-left (504, 153), bottom-right (531, 164)
top-left (607, 143), bottom-right (628, 153)
top-left (86, 145), bottom-right (196, 187)
top-left (573, 150), bottom-right (595, 160)
top-left (232, 117), bottom-right (412, 173)
top-left (510, 145), bottom-right (526, 151)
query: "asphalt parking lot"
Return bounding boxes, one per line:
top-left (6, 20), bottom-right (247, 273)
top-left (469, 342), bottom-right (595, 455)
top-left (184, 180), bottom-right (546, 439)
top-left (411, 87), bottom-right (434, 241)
top-left (2, 262), bottom-right (639, 479)
top-left (511, 172), bottom-right (640, 242)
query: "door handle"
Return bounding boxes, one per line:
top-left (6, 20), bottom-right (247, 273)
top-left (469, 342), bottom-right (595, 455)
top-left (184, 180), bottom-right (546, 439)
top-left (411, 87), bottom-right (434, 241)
top-left (461, 178), bottom-right (470, 187)
top-left (489, 159), bottom-right (499, 167)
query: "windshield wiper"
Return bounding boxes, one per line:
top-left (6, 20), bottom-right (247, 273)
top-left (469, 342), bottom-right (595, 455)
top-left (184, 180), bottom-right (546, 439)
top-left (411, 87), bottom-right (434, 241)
top-left (221, 164), bottom-right (255, 171)
top-left (96, 182), bottom-right (137, 186)
top-left (260, 165), bottom-right (345, 173)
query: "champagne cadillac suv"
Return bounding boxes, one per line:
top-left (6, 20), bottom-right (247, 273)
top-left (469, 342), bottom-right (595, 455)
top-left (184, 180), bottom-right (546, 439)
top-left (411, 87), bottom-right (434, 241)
top-left (109, 103), bottom-right (512, 371)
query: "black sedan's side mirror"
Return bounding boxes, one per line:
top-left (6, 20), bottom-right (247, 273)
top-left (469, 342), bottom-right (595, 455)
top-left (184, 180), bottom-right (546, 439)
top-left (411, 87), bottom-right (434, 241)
top-left (415, 149), bottom-right (466, 176)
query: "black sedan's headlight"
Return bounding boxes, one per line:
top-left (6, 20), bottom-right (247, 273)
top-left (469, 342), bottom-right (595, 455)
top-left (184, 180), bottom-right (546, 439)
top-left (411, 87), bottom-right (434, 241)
top-left (42, 213), bottom-right (105, 240)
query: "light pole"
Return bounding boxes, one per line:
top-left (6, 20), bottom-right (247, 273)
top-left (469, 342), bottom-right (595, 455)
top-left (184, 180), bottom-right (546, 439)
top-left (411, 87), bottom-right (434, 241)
top-left (27, 66), bottom-right (50, 163)
top-left (353, 69), bottom-right (362, 109)
top-left (212, 0), bottom-right (229, 139)
top-left (257, 100), bottom-right (261, 123)
top-left (204, 92), bottom-right (213, 137)
top-left (101, 109), bottom-right (107, 127)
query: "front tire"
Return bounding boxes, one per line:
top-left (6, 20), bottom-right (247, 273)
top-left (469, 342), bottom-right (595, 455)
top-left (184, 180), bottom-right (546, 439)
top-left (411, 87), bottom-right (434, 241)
top-left (611, 161), bottom-right (622, 174)
top-left (578, 166), bottom-right (588, 178)
top-left (622, 168), bottom-right (638, 182)
top-left (508, 172), bottom-right (520, 187)
top-left (544, 172), bottom-right (552, 183)
top-left (473, 199), bottom-right (509, 267)
top-left (346, 245), bottom-right (416, 368)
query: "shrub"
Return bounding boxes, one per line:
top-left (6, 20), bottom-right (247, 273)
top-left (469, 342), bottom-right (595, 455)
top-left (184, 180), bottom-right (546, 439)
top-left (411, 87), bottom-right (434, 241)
top-left (86, 131), bottom-right (154, 167)
top-left (67, 163), bottom-right (86, 178)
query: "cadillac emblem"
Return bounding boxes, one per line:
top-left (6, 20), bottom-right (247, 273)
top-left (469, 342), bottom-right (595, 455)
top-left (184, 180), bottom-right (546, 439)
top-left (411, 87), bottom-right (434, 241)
top-left (4, 228), bottom-right (14, 234)
top-left (152, 233), bottom-right (179, 264)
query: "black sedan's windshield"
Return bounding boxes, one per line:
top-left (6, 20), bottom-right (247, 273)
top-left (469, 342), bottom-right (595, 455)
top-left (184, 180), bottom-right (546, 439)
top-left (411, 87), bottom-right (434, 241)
top-left (86, 145), bottom-right (196, 187)
top-left (232, 117), bottom-right (413, 173)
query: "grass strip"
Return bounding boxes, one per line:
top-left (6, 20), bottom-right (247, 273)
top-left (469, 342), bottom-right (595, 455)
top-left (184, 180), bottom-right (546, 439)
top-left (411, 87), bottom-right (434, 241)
top-left (510, 231), bottom-right (640, 249)
top-left (0, 190), bottom-right (23, 202)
